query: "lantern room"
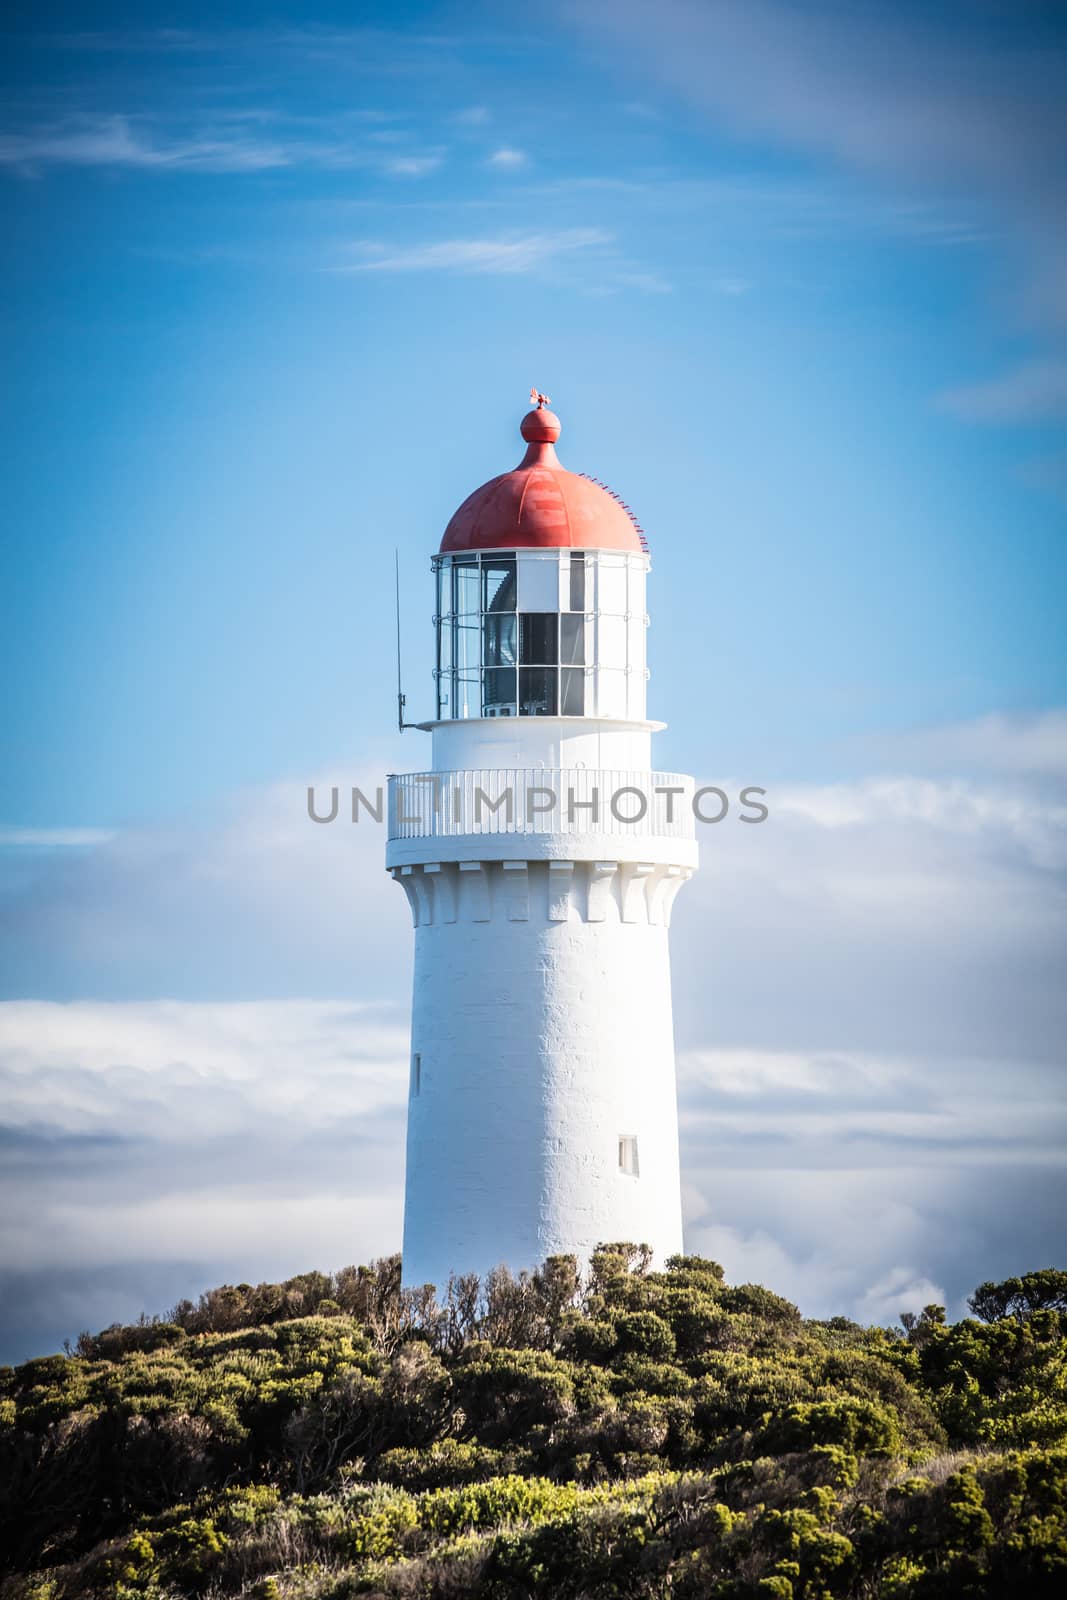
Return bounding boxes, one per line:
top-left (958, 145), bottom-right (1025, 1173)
top-left (432, 397), bottom-right (651, 723)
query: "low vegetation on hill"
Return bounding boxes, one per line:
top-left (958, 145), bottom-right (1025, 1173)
top-left (2, 1251), bottom-right (1066, 1598)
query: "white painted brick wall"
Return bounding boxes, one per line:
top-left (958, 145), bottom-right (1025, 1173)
top-left (399, 857), bottom-right (687, 1291)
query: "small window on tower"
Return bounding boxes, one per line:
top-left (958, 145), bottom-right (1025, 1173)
top-left (411, 1053), bottom-right (422, 1098)
top-left (618, 1135), bottom-right (639, 1177)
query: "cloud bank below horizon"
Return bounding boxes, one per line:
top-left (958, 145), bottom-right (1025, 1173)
top-left (1, 709), bottom-right (1063, 1363)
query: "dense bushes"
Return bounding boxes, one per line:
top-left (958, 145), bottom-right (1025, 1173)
top-left (1, 1251), bottom-right (1066, 1597)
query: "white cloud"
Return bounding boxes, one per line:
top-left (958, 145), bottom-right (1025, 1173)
top-left (344, 228), bottom-right (612, 276)
top-left (672, 762), bottom-right (1066, 1065)
top-left (0, 111), bottom-right (437, 180)
top-left (528, 173), bottom-right (981, 249)
top-left (453, 106), bottom-right (490, 126)
top-left (855, 709), bottom-right (1067, 781)
top-left (385, 154), bottom-right (444, 178)
top-left (0, 998), bottom-right (407, 1138)
top-left (0, 998), bottom-right (409, 1340)
top-left (0, 769), bottom-right (409, 1001)
top-left (0, 115), bottom-right (293, 173)
top-left (615, 270), bottom-right (674, 295)
top-left (684, 1211), bottom-right (955, 1327)
top-left (487, 146), bottom-right (527, 168)
top-left (40, 26), bottom-right (463, 64)
top-left (678, 1045), bottom-right (1066, 1179)
top-left (855, 1267), bottom-right (948, 1327)
top-left (772, 776), bottom-right (1067, 869)
top-left (683, 1159), bottom-right (1061, 1327)
top-left (0, 826), bottom-right (116, 848)
top-left (1, 710), bottom-right (1065, 1355)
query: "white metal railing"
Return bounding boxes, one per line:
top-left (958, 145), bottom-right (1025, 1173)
top-left (387, 769), bottom-right (695, 841)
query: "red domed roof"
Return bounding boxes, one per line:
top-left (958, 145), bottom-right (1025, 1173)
top-left (441, 399), bottom-right (645, 554)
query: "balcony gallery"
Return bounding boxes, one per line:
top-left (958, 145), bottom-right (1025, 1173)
top-left (303, 780), bottom-right (768, 833)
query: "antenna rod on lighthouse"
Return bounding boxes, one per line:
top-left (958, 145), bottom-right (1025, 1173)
top-left (395, 548), bottom-right (407, 734)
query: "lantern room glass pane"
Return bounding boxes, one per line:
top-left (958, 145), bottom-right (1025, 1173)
top-left (453, 560), bottom-right (480, 616)
top-left (520, 667), bottom-right (557, 716)
top-left (569, 554), bottom-right (586, 612)
top-left (483, 559), bottom-right (516, 612)
top-left (484, 667), bottom-right (516, 715)
top-left (456, 672), bottom-right (480, 718)
top-left (520, 613), bottom-right (558, 665)
top-left (560, 614), bottom-right (584, 665)
top-left (561, 668), bottom-right (585, 716)
top-left (483, 613), bottom-right (517, 668)
top-left (517, 552), bottom-right (559, 612)
top-left (455, 621), bottom-right (481, 671)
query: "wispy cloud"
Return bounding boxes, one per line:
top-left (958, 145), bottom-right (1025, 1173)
top-left (384, 153), bottom-right (444, 178)
top-left (526, 173), bottom-right (982, 251)
top-left (0, 115), bottom-right (295, 173)
top-left (344, 227), bottom-right (612, 275)
top-left (0, 826), bottom-right (116, 849)
top-left (338, 229), bottom-right (668, 295)
top-left (0, 709), bottom-right (1064, 1355)
top-left (614, 270), bottom-right (674, 295)
top-left (487, 146), bottom-right (527, 169)
top-left (0, 113), bottom-right (446, 178)
top-left (38, 26), bottom-right (459, 60)
top-left (938, 361), bottom-right (1067, 423)
top-left (453, 105), bottom-right (490, 126)
top-left (35, 27), bottom-right (227, 54)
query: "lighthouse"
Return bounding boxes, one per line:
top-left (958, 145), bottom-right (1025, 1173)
top-left (388, 394), bottom-right (698, 1291)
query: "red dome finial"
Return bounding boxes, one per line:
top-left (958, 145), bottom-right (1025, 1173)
top-left (521, 388), bottom-right (561, 445)
top-left (440, 393), bottom-right (643, 554)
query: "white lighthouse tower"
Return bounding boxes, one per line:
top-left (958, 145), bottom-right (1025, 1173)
top-left (388, 395), bottom-right (698, 1291)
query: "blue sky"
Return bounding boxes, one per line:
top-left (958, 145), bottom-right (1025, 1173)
top-left (1, 1), bottom-right (1065, 1361)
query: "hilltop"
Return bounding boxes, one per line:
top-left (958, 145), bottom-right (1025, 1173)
top-left (2, 1250), bottom-right (1066, 1598)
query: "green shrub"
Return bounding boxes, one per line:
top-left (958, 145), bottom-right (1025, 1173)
top-left (5, 1256), bottom-right (1067, 1599)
